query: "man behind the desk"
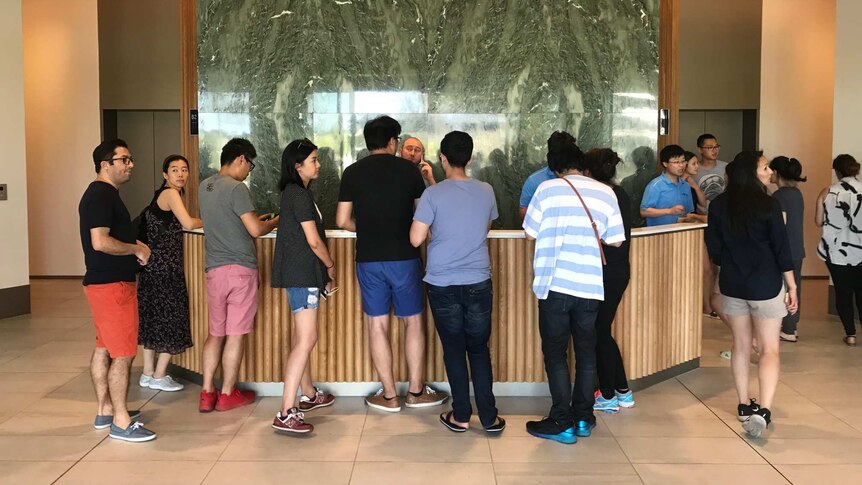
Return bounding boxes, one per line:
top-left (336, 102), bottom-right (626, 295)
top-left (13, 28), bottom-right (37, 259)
top-left (640, 144), bottom-right (695, 226)
top-left (79, 139), bottom-right (155, 442)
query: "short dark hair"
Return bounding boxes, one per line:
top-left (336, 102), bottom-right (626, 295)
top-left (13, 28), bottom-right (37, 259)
top-left (697, 133), bottom-right (716, 148)
top-left (220, 138), bottom-right (256, 166)
top-left (279, 138), bottom-right (318, 191)
top-left (833, 154), bottom-right (860, 178)
top-left (363, 115), bottom-right (401, 150)
top-left (684, 150), bottom-right (697, 162)
top-left (439, 131), bottom-right (473, 168)
top-left (92, 139), bottom-right (129, 174)
top-left (546, 131), bottom-right (584, 173)
top-left (769, 156), bottom-right (807, 182)
top-left (160, 154), bottom-right (189, 191)
top-left (584, 148), bottom-right (621, 184)
top-left (659, 144), bottom-right (685, 165)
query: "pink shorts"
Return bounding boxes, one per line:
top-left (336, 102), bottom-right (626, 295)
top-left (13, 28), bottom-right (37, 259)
top-left (206, 264), bottom-right (259, 337)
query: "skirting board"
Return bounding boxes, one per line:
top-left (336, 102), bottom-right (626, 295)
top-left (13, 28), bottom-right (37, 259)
top-left (0, 285), bottom-right (30, 319)
top-left (169, 357), bottom-right (700, 397)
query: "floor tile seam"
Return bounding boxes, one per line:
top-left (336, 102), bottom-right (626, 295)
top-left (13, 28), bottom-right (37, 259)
top-left (198, 460), bottom-right (220, 485)
top-left (673, 376), bottom-right (797, 479)
top-left (778, 379), bottom-right (862, 432)
top-left (49, 431), bottom-right (110, 484)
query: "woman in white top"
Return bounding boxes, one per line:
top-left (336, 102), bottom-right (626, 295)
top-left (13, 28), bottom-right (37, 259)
top-left (816, 154), bottom-right (862, 345)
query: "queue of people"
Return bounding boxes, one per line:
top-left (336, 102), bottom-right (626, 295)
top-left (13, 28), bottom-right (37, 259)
top-left (78, 118), bottom-right (862, 444)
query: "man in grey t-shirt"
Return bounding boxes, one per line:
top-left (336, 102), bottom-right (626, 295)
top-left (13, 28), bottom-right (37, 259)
top-left (695, 133), bottom-right (727, 323)
top-left (197, 138), bottom-right (279, 413)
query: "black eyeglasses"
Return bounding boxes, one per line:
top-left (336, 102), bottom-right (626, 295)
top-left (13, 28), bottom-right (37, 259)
top-left (105, 156), bottom-right (134, 166)
top-left (244, 155), bottom-right (256, 172)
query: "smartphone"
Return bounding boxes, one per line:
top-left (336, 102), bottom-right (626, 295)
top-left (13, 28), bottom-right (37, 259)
top-left (321, 287), bottom-right (339, 300)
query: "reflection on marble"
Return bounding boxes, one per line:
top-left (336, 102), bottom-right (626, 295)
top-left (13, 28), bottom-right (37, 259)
top-left (198, 0), bottom-right (659, 228)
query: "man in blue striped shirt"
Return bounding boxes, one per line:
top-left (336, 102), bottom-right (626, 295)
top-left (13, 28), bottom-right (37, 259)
top-left (522, 132), bottom-right (626, 444)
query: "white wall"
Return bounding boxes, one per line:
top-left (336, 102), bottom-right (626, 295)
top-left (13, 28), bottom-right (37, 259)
top-left (760, 0), bottom-right (836, 276)
top-left (833, 0), bottom-right (862, 159)
top-left (24, 0), bottom-right (101, 276)
top-left (0, 0), bottom-right (30, 290)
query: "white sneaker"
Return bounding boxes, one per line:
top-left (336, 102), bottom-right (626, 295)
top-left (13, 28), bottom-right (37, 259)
top-left (148, 375), bottom-right (184, 392)
top-left (139, 374), bottom-right (153, 387)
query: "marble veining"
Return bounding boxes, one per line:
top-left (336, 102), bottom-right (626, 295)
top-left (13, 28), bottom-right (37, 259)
top-left (198, 0), bottom-right (659, 228)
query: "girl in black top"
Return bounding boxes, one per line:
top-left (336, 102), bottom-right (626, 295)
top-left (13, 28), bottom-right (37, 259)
top-left (271, 139), bottom-right (337, 434)
top-left (137, 155), bottom-right (202, 392)
top-left (583, 149), bottom-right (634, 412)
top-left (705, 151), bottom-right (798, 439)
top-left (769, 156), bottom-right (806, 342)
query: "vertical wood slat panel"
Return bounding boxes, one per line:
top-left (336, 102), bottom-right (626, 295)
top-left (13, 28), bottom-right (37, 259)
top-left (180, 229), bottom-right (702, 384)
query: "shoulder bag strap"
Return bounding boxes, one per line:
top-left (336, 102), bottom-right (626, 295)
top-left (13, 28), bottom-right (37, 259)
top-left (561, 177), bottom-right (607, 266)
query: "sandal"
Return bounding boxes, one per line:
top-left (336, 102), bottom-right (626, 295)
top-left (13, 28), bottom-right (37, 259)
top-left (844, 336), bottom-right (857, 347)
top-left (439, 411), bottom-right (467, 433)
top-left (779, 332), bottom-right (798, 343)
top-left (484, 416), bottom-right (506, 433)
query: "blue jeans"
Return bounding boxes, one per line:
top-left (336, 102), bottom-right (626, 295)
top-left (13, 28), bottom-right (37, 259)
top-left (426, 279), bottom-right (498, 427)
top-left (538, 291), bottom-right (599, 427)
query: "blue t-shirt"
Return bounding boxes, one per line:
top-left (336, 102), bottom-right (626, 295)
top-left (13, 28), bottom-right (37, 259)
top-left (519, 167), bottom-right (556, 209)
top-left (640, 173), bottom-right (695, 226)
top-left (414, 179), bottom-right (498, 286)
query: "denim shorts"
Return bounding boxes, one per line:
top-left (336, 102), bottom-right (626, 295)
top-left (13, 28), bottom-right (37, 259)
top-left (355, 258), bottom-right (424, 317)
top-left (286, 287), bottom-right (320, 314)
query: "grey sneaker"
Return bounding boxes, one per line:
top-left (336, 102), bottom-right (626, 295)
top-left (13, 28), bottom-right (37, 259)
top-left (94, 409), bottom-right (142, 430)
top-left (109, 421), bottom-right (156, 442)
top-left (139, 374), bottom-right (152, 387)
top-left (148, 375), bottom-right (184, 392)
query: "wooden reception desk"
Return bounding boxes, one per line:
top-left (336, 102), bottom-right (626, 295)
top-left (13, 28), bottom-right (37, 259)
top-left (175, 224), bottom-right (705, 391)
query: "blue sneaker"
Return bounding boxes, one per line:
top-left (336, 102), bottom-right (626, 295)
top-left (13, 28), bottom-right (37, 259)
top-left (616, 390), bottom-right (635, 408)
top-left (108, 421), bottom-right (156, 442)
top-left (593, 392), bottom-right (620, 413)
top-left (575, 420), bottom-right (596, 437)
top-left (94, 409), bottom-right (142, 430)
top-left (525, 417), bottom-right (577, 444)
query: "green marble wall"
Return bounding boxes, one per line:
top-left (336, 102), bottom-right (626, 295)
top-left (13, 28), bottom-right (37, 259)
top-left (197, 0), bottom-right (659, 229)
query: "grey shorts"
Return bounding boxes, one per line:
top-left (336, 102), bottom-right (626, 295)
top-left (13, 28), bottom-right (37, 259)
top-left (721, 286), bottom-right (788, 319)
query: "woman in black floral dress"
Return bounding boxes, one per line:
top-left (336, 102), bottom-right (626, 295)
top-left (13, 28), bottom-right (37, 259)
top-left (137, 155), bottom-right (202, 392)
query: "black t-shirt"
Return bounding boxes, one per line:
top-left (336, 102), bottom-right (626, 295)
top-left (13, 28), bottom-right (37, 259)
top-left (604, 185), bottom-right (632, 277)
top-left (272, 184), bottom-right (330, 289)
top-left (338, 154), bottom-right (425, 262)
top-left (772, 186), bottom-right (805, 261)
top-left (78, 181), bottom-right (138, 285)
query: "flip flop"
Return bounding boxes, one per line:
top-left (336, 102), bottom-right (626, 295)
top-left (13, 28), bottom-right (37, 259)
top-left (439, 411), bottom-right (467, 433)
top-left (844, 336), bottom-right (857, 347)
top-left (779, 333), bottom-right (798, 343)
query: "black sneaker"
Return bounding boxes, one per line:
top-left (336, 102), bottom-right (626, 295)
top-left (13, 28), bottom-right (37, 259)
top-left (737, 399), bottom-right (760, 422)
top-left (526, 417), bottom-right (576, 444)
top-left (742, 407), bottom-right (771, 439)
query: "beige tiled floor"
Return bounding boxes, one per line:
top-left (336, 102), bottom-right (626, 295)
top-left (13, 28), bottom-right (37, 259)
top-left (1, 278), bottom-right (860, 484)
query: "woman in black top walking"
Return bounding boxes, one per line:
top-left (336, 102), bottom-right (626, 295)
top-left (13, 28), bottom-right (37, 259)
top-left (705, 151), bottom-right (798, 439)
top-left (583, 149), bottom-right (635, 413)
top-left (769, 156), bottom-right (806, 342)
top-left (138, 155), bottom-right (202, 392)
top-left (271, 139), bottom-right (336, 434)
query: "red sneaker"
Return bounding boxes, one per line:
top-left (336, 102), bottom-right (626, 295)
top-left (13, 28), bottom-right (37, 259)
top-left (298, 387), bottom-right (336, 412)
top-left (272, 408), bottom-right (314, 434)
top-left (199, 390), bottom-right (218, 413)
top-left (215, 389), bottom-right (256, 411)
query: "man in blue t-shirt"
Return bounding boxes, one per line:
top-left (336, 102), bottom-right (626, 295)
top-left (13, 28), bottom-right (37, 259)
top-left (640, 144), bottom-right (695, 226)
top-left (518, 149), bottom-right (561, 222)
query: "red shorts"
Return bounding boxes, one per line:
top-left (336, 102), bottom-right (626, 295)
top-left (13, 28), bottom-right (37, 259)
top-left (83, 282), bottom-right (139, 358)
top-left (206, 264), bottom-right (259, 337)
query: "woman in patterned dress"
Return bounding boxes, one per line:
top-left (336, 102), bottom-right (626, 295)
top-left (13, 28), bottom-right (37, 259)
top-left (137, 155), bottom-right (202, 391)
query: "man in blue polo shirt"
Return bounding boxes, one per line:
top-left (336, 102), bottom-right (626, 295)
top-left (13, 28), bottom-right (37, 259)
top-left (522, 132), bottom-right (625, 444)
top-left (518, 133), bottom-right (574, 221)
top-left (640, 144), bottom-right (695, 226)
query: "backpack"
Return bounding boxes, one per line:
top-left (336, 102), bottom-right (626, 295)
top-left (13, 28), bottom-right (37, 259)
top-left (132, 205), bottom-right (151, 245)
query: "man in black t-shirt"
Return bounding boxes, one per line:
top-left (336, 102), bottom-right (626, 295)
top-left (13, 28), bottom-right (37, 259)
top-left (78, 139), bottom-right (156, 442)
top-left (337, 116), bottom-right (448, 412)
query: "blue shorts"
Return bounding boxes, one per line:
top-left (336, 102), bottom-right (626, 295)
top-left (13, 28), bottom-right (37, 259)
top-left (286, 287), bottom-right (320, 314)
top-left (356, 259), bottom-right (424, 317)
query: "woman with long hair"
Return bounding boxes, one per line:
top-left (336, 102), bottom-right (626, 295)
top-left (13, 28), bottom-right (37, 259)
top-left (583, 148), bottom-right (634, 413)
top-left (138, 155), bottom-right (202, 391)
top-left (816, 154), bottom-right (862, 345)
top-left (271, 139), bottom-right (336, 434)
top-left (705, 151), bottom-right (797, 438)
top-left (769, 156), bottom-right (807, 342)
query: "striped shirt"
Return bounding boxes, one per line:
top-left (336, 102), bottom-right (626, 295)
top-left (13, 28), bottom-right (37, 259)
top-left (818, 177), bottom-right (862, 266)
top-left (523, 175), bottom-right (626, 300)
